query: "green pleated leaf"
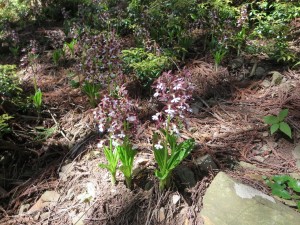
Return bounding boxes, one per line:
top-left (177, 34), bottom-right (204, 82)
top-left (272, 187), bottom-right (292, 200)
top-left (278, 109), bottom-right (289, 121)
top-left (264, 115), bottom-right (279, 125)
top-left (272, 175), bottom-right (292, 184)
top-left (297, 201), bottom-right (300, 211)
top-left (270, 123), bottom-right (279, 134)
top-left (288, 179), bottom-right (300, 192)
top-left (279, 122), bottom-right (292, 138)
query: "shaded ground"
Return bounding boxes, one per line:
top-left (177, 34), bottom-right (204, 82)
top-left (0, 24), bottom-right (300, 225)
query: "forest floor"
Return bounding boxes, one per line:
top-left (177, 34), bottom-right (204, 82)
top-left (0, 25), bottom-right (300, 225)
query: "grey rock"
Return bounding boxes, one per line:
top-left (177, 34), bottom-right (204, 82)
top-left (194, 154), bottom-right (218, 172)
top-left (191, 101), bottom-right (203, 114)
top-left (255, 67), bottom-right (266, 77)
top-left (270, 71), bottom-right (283, 86)
top-left (230, 58), bottom-right (244, 69)
top-left (261, 80), bottom-right (271, 88)
top-left (174, 166), bottom-right (196, 188)
top-left (200, 172), bottom-right (300, 225)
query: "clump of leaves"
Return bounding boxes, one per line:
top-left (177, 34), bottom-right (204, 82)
top-left (52, 49), bottom-right (64, 66)
top-left (0, 114), bottom-right (13, 138)
top-left (82, 81), bottom-right (101, 108)
top-left (153, 129), bottom-right (195, 191)
top-left (263, 109), bottom-right (292, 139)
top-left (0, 64), bottom-right (22, 98)
top-left (117, 136), bottom-right (137, 189)
top-left (122, 48), bottom-right (171, 87)
top-left (98, 138), bottom-right (119, 185)
top-left (263, 175), bottom-right (300, 211)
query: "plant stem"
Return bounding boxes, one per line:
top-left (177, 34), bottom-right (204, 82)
top-left (125, 176), bottom-right (132, 189)
top-left (111, 173), bottom-right (116, 185)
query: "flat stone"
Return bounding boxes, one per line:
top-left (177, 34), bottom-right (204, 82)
top-left (194, 154), bottom-right (218, 172)
top-left (200, 172), bottom-right (300, 225)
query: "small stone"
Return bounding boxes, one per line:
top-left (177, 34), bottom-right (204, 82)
top-left (191, 101), bottom-right (203, 114)
top-left (262, 132), bottom-right (269, 137)
top-left (270, 71), bottom-right (283, 86)
top-left (261, 80), bottom-right (271, 88)
top-left (172, 194), bottom-right (180, 205)
top-left (253, 155), bottom-right (265, 162)
top-left (40, 212), bottom-right (50, 220)
top-left (19, 204), bottom-right (30, 214)
top-left (159, 207), bottom-right (165, 222)
top-left (194, 154), bottom-right (218, 172)
top-left (292, 144), bottom-right (300, 159)
top-left (230, 58), bottom-right (244, 69)
top-left (255, 67), bottom-right (266, 77)
top-left (296, 161), bottom-right (300, 170)
top-left (33, 212), bottom-right (40, 220)
top-left (72, 212), bottom-right (85, 225)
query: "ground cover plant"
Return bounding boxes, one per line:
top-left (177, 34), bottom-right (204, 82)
top-left (1, 0), bottom-right (300, 224)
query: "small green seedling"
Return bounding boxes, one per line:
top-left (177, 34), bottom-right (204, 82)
top-left (213, 48), bottom-right (227, 71)
top-left (33, 89), bottom-right (43, 111)
top-left (117, 137), bottom-right (137, 189)
top-left (98, 139), bottom-right (119, 185)
top-left (82, 81), bottom-right (101, 107)
top-left (263, 109), bottom-right (292, 138)
top-left (64, 39), bottom-right (77, 57)
top-left (263, 175), bottom-right (300, 211)
top-left (153, 130), bottom-right (195, 191)
top-left (52, 49), bottom-right (63, 66)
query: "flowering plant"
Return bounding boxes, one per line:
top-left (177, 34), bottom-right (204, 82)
top-left (94, 87), bottom-right (139, 187)
top-left (151, 70), bottom-right (195, 190)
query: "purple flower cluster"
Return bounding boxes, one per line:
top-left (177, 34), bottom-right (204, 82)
top-left (237, 5), bottom-right (248, 27)
top-left (76, 31), bottom-right (122, 82)
top-left (152, 70), bottom-right (194, 127)
top-left (93, 86), bottom-right (139, 142)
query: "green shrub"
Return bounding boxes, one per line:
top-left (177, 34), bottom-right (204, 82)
top-left (0, 114), bottom-right (13, 138)
top-left (122, 48), bottom-right (171, 86)
top-left (0, 64), bottom-right (22, 98)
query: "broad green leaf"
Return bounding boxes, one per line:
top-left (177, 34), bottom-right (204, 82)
top-left (272, 187), bottom-right (292, 200)
top-left (264, 115), bottom-right (279, 125)
top-left (272, 175), bottom-right (292, 184)
top-left (288, 179), bottom-right (300, 192)
top-left (167, 139), bottom-right (194, 171)
top-left (270, 123), bottom-right (279, 134)
top-left (278, 109), bottom-right (289, 121)
top-left (279, 122), bottom-right (292, 138)
top-left (154, 147), bottom-right (167, 169)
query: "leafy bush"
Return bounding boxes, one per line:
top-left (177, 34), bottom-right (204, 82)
top-left (122, 48), bottom-right (171, 86)
top-left (0, 114), bottom-right (13, 138)
top-left (0, 64), bottom-right (22, 98)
